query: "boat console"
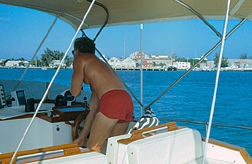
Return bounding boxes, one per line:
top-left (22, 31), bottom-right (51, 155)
top-left (0, 86), bottom-right (90, 154)
top-left (10, 90), bottom-right (27, 106)
top-left (0, 88), bottom-right (89, 121)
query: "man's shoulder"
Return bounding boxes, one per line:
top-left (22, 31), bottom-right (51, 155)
top-left (81, 53), bottom-right (97, 60)
top-left (75, 53), bottom-right (94, 61)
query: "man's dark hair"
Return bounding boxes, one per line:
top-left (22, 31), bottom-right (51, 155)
top-left (74, 37), bottom-right (95, 54)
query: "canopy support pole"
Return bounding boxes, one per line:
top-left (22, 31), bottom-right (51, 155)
top-left (140, 24), bottom-right (144, 116)
top-left (175, 0), bottom-right (222, 38)
top-left (13, 16), bottom-right (59, 91)
top-left (203, 0), bottom-right (231, 163)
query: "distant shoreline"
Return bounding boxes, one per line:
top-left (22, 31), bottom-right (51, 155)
top-left (1, 66), bottom-right (252, 72)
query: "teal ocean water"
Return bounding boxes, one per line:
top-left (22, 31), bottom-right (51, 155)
top-left (0, 68), bottom-right (251, 155)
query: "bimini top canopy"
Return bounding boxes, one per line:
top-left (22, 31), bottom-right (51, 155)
top-left (1, 0), bottom-right (252, 30)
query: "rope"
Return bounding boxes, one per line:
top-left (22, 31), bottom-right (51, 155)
top-left (12, 16), bottom-right (59, 91)
top-left (10, 1), bottom-right (96, 163)
top-left (203, 1), bottom-right (231, 163)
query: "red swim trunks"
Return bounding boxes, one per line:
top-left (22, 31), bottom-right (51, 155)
top-left (98, 90), bottom-right (133, 123)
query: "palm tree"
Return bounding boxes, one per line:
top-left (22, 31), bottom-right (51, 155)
top-left (213, 53), bottom-right (229, 67)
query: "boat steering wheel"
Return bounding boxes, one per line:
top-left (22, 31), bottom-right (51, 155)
top-left (72, 110), bottom-right (89, 141)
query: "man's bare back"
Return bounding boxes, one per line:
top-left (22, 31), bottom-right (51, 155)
top-left (71, 52), bottom-right (125, 98)
top-left (82, 53), bottom-right (125, 98)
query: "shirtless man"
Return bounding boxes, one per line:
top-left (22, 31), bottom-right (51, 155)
top-left (70, 37), bottom-right (134, 152)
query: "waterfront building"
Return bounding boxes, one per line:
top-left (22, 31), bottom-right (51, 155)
top-left (108, 57), bottom-right (121, 69)
top-left (228, 59), bottom-right (252, 68)
top-left (5, 60), bottom-right (29, 67)
top-left (200, 61), bottom-right (212, 70)
top-left (129, 51), bottom-right (150, 60)
top-left (120, 57), bottom-right (137, 68)
top-left (175, 62), bottom-right (191, 70)
top-left (49, 60), bottom-right (66, 68)
top-left (151, 55), bottom-right (171, 65)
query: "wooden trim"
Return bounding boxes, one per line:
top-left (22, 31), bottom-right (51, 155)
top-left (0, 113), bottom-right (41, 121)
top-left (118, 122), bottom-right (178, 144)
top-left (203, 138), bottom-right (252, 163)
top-left (240, 148), bottom-right (252, 164)
top-left (0, 143), bottom-right (84, 164)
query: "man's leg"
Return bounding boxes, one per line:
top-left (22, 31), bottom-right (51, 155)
top-left (87, 112), bottom-right (118, 152)
top-left (109, 122), bottom-right (129, 137)
top-left (74, 110), bottom-right (96, 147)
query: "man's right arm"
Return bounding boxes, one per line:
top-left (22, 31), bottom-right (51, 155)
top-left (70, 56), bottom-right (84, 96)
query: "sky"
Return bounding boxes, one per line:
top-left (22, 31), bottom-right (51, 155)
top-left (0, 4), bottom-right (252, 61)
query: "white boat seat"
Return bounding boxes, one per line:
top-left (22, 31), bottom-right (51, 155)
top-left (106, 122), bottom-right (180, 164)
top-left (126, 127), bottom-right (203, 164)
top-left (115, 123), bottom-right (251, 164)
top-left (105, 121), bottom-right (137, 163)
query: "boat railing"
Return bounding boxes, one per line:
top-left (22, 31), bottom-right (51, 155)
top-left (158, 117), bottom-right (252, 134)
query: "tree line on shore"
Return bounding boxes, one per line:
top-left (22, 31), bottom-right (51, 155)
top-left (1, 48), bottom-right (252, 68)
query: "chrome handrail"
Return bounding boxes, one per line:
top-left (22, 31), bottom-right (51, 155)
top-left (158, 117), bottom-right (252, 132)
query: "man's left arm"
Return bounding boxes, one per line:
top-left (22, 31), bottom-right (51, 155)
top-left (74, 91), bottom-right (99, 147)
